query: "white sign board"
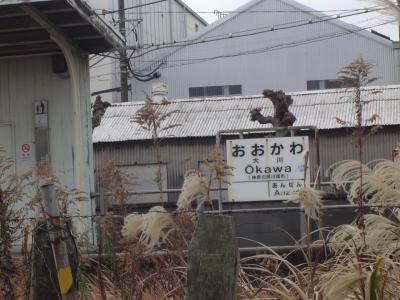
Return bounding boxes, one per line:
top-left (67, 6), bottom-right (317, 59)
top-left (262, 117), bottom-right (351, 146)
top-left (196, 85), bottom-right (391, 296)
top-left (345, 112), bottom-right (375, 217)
top-left (34, 100), bottom-right (48, 128)
top-left (226, 137), bottom-right (310, 202)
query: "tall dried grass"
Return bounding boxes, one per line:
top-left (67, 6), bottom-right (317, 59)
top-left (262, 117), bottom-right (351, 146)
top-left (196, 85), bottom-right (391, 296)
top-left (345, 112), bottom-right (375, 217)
top-left (5, 142), bottom-right (400, 299)
top-left (177, 169), bottom-right (210, 211)
top-left (87, 155), bottom-right (400, 300)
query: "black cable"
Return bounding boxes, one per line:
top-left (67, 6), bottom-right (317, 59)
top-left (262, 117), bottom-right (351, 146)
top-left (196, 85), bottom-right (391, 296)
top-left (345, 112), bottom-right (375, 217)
top-left (131, 61), bottom-right (165, 77)
top-left (90, 55), bottom-right (108, 68)
top-left (100, 0), bottom-right (168, 14)
top-left (98, 5), bottom-right (382, 15)
top-left (128, 60), bottom-right (161, 82)
top-left (137, 20), bottom-right (392, 71)
top-left (130, 8), bottom-right (385, 60)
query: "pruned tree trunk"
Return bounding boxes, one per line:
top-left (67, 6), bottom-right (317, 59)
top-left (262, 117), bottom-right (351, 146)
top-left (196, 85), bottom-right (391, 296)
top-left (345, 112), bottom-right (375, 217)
top-left (250, 89), bottom-right (296, 136)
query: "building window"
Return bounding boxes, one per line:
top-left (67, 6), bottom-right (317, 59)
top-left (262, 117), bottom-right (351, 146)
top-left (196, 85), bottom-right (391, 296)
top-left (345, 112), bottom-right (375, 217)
top-left (188, 87), bottom-right (204, 97)
top-left (229, 85), bottom-right (242, 95)
top-left (195, 24), bottom-right (199, 32)
top-left (189, 85), bottom-right (242, 98)
top-left (307, 79), bottom-right (357, 91)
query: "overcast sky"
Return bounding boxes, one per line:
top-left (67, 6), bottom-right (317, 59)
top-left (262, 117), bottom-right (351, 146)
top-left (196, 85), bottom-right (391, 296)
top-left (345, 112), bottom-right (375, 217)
top-left (184, 0), bottom-right (399, 40)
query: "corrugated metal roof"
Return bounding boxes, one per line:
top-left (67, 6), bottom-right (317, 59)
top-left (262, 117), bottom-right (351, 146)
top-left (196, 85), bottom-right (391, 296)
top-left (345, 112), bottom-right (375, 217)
top-left (93, 85), bottom-right (400, 143)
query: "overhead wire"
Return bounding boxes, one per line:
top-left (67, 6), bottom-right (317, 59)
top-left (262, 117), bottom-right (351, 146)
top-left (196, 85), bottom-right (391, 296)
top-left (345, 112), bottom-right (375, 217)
top-left (91, 20), bottom-right (392, 78)
top-left (96, 0), bottom-right (168, 15)
top-left (128, 7), bottom-right (387, 59)
top-left (124, 6), bottom-right (373, 76)
top-left (155, 20), bottom-right (393, 70)
top-left (96, 4), bottom-right (382, 15)
top-left (90, 55), bottom-right (109, 68)
top-left (89, 4), bottom-right (392, 82)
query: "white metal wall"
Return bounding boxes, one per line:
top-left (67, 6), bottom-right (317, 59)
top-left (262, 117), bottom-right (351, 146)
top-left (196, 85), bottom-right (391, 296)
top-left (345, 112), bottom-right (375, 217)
top-left (89, 0), bottom-right (207, 102)
top-left (0, 56), bottom-right (94, 196)
top-left (132, 0), bottom-right (400, 100)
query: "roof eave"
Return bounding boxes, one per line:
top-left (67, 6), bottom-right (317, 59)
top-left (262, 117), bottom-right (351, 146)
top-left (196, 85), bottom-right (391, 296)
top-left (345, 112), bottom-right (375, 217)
top-left (65, 0), bottom-right (125, 54)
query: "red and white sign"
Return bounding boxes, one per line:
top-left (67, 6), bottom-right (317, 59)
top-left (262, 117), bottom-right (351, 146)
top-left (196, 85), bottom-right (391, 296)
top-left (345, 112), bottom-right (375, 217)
top-left (19, 142), bottom-right (34, 163)
top-left (21, 144), bottom-right (30, 153)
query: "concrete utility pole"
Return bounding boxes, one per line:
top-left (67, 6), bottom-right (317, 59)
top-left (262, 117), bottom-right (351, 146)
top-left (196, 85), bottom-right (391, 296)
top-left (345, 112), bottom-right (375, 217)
top-left (41, 183), bottom-right (77, 300)
top-left (118, 0), bottom-right (129, 102)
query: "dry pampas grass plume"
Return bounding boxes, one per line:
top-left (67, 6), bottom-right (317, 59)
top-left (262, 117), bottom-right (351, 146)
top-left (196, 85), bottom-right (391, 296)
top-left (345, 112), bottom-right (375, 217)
top-left (329, 159), bottom-right (400, 207)
top-left (121, 212), bottom-right (144, 242)
top-left (327, 160), bottom-right (371, 192)
top-left (121, 206), bottom-right (176, 251)
top-left (329, 212), bottom-right (400, 250)
top-left (177, 169), bottom-right (210, 211)
top-left (364, 213), bottom-right (400, 247)
top-left (286, 187), bottom-right (324, 221)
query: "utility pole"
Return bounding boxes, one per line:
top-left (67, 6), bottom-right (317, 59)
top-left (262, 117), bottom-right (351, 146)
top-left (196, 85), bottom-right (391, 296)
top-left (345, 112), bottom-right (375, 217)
top-left (118, 0), bottom-right (129, 102)
top-left (41, 182), bottom-right (77, 300)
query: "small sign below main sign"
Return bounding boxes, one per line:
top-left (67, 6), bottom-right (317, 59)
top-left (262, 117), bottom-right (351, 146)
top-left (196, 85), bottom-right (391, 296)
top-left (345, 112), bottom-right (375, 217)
top-left (226, 136), bottom-right (310, 202)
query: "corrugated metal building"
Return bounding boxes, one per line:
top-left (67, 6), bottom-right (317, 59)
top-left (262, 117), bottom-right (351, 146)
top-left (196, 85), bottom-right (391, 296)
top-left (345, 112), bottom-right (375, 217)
top-left (93, 85), bottom-right (400, 246)
top-left (132, 0), bottom-right (400, 100)
top-left (90, 0), bottom-right (207, 101)
top-left (0, 0), bottom-right (124, 238)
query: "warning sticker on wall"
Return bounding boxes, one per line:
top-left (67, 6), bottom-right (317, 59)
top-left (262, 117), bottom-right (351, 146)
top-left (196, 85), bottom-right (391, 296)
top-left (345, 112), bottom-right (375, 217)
top-left (19, 142), bottom-right (34, 163)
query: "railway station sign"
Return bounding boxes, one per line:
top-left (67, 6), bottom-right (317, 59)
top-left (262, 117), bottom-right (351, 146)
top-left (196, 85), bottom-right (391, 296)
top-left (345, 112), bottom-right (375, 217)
top-left (226, 136), bottom-right (310, 202)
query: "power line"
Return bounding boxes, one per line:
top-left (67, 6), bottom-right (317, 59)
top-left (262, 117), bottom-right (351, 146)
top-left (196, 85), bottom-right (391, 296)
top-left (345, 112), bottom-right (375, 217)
top-left (90, 55), bottom-right (108, 68)
top-left (92, 9), bottom-right (358, 69)
top-left (129, 20), bottom-right (390, 71)
top-left (98, 4), bottom-right (382, 15)
top-left (129, 8), bottom-right (386, 60)
top-left (155, 20), bottom-right (392, 70)
top-left (97, 0), bottom-right (168, 14)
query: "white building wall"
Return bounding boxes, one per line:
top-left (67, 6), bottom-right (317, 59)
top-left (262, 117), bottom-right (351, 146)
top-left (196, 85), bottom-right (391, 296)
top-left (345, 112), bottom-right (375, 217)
top-left (88, 0), bottom-right (116, 102)
top-left (0, 56), bottom-right (94, 197)
top-left (89, 0), bottom-right (207, 102)
top-left (132, 0), bottom-right (400, 100)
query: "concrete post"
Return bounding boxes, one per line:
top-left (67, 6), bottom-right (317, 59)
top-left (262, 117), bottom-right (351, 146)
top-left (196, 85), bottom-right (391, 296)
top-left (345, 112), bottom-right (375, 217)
top-left (186, 215), bottom-right (238, 300)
